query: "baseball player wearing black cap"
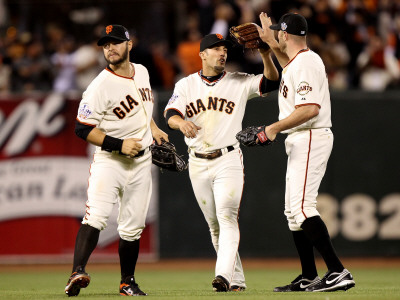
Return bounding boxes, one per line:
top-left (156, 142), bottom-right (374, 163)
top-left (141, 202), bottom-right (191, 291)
top-left (64, 24), bottom-right (168, 297)
top-left (255, 12), bottom-right (355, 292)
top-left (164, 33), bottom-right (281, 292)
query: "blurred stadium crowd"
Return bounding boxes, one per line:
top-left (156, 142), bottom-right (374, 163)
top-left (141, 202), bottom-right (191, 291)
top-left (0, 0), bottom-right (399, 95)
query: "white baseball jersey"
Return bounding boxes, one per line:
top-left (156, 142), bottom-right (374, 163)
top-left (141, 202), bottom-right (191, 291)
top-left (76, 63), bottom-right (154, 151)
top-left (165, 70), bottom-right (266, 287)
top-left (280, 49), bottom-right (334, 231)
top-left (75, 63), bottom-right (154, 239)
top-left (278, 49), bottom-right (331, 134)
top-left (164, 71), bottom-right (265, 152)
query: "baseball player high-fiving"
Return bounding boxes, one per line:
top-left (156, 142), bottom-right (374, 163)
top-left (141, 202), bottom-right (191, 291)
top-left (65, 24), bottom-right (168, 297)
top-left (164, 34), bottom-right (280, 292)
top-left (256, 12), bottom-right (355, 292)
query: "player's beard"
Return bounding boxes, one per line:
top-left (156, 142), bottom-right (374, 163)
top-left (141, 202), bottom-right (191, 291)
top-left (214, 56), bottom-right (226, 73)
top-left (104, 43), bottom-right (129, 66)
top-left (213, 65), bottom-right (224, 73)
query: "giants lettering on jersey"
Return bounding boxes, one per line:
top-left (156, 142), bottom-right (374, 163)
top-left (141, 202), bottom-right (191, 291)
top-left (279, 79), bottom-right (288, 98)
top-left (186, 97), bottom-right (235, 118)
top-left (297, 81), bottom-right (312, 95)
top-left (113, 88), bottom-right (154, 119)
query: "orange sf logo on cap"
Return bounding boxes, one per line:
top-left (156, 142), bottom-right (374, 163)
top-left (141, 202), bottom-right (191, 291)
top-left (216, 34), bottom-right (223, 39)
top-left (106, 25), bottom-right (113, 34)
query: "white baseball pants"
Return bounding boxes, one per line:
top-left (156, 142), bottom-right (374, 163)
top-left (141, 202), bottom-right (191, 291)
top-left (189, 148), bottom-right (246, 287)
top-left (83, 151), bottom-right (152, 241)
top-left (284, 128), bottom-right (333, 231)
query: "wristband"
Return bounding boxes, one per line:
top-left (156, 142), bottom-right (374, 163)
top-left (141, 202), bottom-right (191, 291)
top-left (101, 135), bottom-right (123, 153)
top-left (257, 130), bottom-right (268, 144)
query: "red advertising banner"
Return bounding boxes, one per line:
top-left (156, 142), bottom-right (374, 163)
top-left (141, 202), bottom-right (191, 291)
top-left (0, 93), bottom-right (158, 263)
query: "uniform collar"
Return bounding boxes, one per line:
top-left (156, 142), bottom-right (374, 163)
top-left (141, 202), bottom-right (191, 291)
top-left (198, 70), bottom-right (226, 86)
top-left (284, 48), bottom-right (309, 68)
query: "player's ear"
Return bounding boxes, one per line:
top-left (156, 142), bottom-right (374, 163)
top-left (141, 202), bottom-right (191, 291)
top-left (283, 31), bottom-right (289, 41)
top-left (199, 50), bottom-right (206, 60)
top-left (127, 40), bottom-right (133, 51)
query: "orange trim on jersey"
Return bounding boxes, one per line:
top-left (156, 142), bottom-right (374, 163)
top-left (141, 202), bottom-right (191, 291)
top-left (295, 103), bottom-right (321, 109)
top-left (301, 130), bottom-right (312, 219)
top-left (284, 48), bottom-right (310, 69)
top-left (105, 63), bottom-right (135, 79)
top-left (76, 118), bottom-right (96, 127)
top-left (228, 148), bottom-right (244, 284)
top-left (84, 153), bottom-right (95, 222)
top-left (197, 70), bottom-right (226, 84)
top-left (164, 107), bottom-right (184, 119)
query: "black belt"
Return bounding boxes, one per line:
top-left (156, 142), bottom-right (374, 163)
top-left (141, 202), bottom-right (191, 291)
top-left (134, 149), bottom-right (146, 158)
top-left (194, 145), bottom-right (235, 159)
top-left (105, 147), bottom-right (147, 158)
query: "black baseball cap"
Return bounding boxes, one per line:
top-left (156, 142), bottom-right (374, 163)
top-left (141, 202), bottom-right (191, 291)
top-left (97, 24), bottom-right (130, 46)
top-left (269, 13), bottom-right (308, 36)
top-left (200, 34), bottom-right (232, 52)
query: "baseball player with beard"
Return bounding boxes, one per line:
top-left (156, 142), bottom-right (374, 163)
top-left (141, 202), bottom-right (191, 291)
top-left (255, 12), bottom-right (355, 292)
top-left (64, 24), bottom-right (168, 297)
top-left (164, 33), bottom-right (280, 292)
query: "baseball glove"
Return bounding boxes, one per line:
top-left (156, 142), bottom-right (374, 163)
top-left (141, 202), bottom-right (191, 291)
top-left (229, 23), bottom-right (269, 49)
top-left (150, 139), bottom-right (187, 172)
top-left (236, 125), bottom-right (275, 147)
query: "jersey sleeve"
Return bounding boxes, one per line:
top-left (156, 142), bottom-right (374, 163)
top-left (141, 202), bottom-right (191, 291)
top-left (136, 63), bottom-right (151, 86)
top-left (244, 73), bottom-right (265, 99)
top-left (293, 66), bottom-right (322, 108)
top-left (164, 79), bottom-right (187, 118)
top-left (76, 84), bottom-right (106, 126)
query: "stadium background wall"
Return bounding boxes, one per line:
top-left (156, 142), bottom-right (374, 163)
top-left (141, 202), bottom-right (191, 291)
top-left (0, 90), bottom-right (399, 262)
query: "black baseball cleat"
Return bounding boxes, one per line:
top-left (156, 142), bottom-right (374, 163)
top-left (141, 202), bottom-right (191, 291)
top-left (229, 285), bottom-right (246, 292)
top-left (120, 275), bottom-right (147, 296)
top-left (306, 269), bottom-right (355, 292)
top-left (212, 275), bottom-right (229, 292)
top-left (274, 274), bottom-right (320, 292)
top-left (64, 269), bottom-right (91, 297)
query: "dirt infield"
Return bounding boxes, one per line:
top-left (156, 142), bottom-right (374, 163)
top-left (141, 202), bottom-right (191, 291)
top-left (2, 257), bottom-right (400, 272)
